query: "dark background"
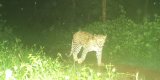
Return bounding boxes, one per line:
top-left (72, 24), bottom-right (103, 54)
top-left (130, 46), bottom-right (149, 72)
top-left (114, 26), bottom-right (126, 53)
top-left (0, 0), bottom-right (160, 55)
top-left (1, 0), bottom-right (160, 27)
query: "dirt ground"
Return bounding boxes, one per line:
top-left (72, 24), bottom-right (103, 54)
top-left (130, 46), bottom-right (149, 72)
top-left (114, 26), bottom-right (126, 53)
top-left (115, 64), bottom-right (160, 80)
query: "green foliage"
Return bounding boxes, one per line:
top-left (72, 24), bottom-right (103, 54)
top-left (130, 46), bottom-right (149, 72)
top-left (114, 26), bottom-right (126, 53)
top-left (0, 39), bottom-right (140, 80)
top-left (1, 16), bottom-right (159, 79)
top-left (82, 16), bottom-right (160, 69)
top-left (0, 20), bottom-right (15, 41)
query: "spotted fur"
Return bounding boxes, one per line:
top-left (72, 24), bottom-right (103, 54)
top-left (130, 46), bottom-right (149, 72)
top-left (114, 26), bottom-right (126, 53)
top-left (70, 31), bottom-right (106, 66)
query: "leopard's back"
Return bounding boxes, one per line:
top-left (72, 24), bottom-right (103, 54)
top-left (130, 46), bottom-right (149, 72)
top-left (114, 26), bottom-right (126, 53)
top-left (72, 31), bottom-right (92, 45)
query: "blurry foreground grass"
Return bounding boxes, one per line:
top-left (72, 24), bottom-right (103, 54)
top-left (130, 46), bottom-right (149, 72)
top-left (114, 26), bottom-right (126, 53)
top-left (0, 39), bottom-right (141, 80)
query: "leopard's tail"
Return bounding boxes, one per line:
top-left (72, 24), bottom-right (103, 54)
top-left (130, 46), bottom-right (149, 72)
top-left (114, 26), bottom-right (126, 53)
top-left (66, 40), bottom-right (73, 57)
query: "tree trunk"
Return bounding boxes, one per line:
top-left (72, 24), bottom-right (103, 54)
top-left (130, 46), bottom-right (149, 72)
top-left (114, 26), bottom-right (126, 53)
top-left (143, 0), bottom-right (149, 21)
top-left (72, 0), bottom-right (76, 22)
top-left (102, 0), bottom-right (106, 22)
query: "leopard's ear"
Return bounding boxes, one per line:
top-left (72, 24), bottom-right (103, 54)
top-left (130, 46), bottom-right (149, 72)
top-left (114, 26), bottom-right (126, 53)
top-left (105, 35), bottom-right (107, 38)
top-left (104, 34), bottom-right (107, 39)
top-left (78, 28), bottom-right (82, 32)
top-left (93, 34), bottom-right (97, 38)
top-left (93, 34), bottom-right (97, 36)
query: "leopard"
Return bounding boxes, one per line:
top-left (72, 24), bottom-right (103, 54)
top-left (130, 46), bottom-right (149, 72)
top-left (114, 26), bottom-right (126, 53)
top-left (69, 31), bottom-right (107, 66)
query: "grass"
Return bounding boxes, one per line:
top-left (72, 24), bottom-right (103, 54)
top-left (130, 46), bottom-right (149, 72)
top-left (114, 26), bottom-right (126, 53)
top-left (0, 39), bottom-right (141, 80)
